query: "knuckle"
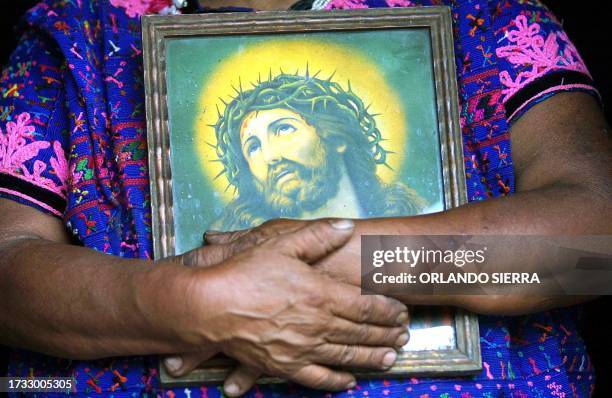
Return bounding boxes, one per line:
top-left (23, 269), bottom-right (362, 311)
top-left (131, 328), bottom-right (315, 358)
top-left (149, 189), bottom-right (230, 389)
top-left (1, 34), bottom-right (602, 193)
top-left (220, 243), bottom-right (235, 259)
top-left (339, 345), bottom-right (357, 365)
top-left (309, 372), bottom-right (330, 389)
top-left (359, 298), bottom-right (375, 322)
top-left (180, 249), bottom-right (200, 267)
top-left (356, 324), bottom-right (371, 342)
top-left (367, 348), bottom-right (383, 365)
top-left (386, 327), bottom-right (401, 344)
top-left (310, 224), bottom-right (334, 250)
top-left (383, 327), bottom-right (399, 346)
top-left (388, 297), bottom-right (407, 315)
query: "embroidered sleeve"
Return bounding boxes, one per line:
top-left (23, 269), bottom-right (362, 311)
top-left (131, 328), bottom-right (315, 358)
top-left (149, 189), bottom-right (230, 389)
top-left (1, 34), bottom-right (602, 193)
top-left (492, 0), bottom-right (599, 122)
top-left (0, 30), bottom-right (69, 217)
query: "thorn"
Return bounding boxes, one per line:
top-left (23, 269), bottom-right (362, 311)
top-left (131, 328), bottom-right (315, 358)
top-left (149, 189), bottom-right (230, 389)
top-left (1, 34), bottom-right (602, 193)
top-left (213, 169), bottom-right (227, 181)
top-left (327, 70), bottom-right (337, 82)
top-left (305, 62), bottom-right (309, 78)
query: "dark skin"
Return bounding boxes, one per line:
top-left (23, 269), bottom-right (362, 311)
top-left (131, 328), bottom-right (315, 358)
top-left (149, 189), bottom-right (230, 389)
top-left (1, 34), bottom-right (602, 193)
top-left (0, 3), bottom-right (610, 397)
top-left (0, 212), bottom-right (409, 392)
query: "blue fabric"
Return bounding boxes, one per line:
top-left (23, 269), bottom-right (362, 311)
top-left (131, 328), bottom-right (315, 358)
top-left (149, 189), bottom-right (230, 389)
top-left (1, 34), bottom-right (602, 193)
top-left (0, 0), bottom-right (599, 396)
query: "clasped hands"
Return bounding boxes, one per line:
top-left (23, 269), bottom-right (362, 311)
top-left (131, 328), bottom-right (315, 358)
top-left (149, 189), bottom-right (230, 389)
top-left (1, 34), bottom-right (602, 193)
top-left (161, 218), bottom-right (409, 396)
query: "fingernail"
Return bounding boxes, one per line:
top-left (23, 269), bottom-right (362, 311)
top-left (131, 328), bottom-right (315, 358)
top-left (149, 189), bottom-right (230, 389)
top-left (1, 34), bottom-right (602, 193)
top-left (205, 230), bottom-right (223, 236)
top-left (346, 380), bottom-right (356, 389)
top-left (395, 332), bottom-right (409, 348)
top-left (396, 312), bottom-right (409, 326)
top-left (224, 382), bottom-right (240, 396)
top-left (330, 219), bottom-right (354, 230)
top-left (163, 356), bottom-right (183, 373)
top-left (382, 351), bottom-right (397, 368)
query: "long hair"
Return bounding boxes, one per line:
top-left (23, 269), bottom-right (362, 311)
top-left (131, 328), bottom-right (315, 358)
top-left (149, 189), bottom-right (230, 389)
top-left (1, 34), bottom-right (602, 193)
top-left (212, 72), bottom-right (425, 229)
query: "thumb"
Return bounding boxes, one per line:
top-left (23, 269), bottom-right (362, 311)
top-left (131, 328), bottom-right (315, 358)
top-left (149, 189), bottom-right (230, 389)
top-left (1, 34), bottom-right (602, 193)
top-left (162, 346), bottom-right (218, 377)
top-left (276, 219), bottom-right (354, 263)
top-left (224, 364), bottom-right (262, 397)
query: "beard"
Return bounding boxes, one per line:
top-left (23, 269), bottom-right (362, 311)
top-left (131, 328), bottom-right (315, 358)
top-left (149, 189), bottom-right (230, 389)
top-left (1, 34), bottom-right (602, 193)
top-left (255, 147), bottom-right (342, 218)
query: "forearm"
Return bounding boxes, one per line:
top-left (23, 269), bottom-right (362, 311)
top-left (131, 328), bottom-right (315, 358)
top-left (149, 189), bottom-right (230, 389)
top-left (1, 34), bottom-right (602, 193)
top-left (0, 237), bottom-right (197, 359)
top-left (316, 183), bottom-right (610, 314)
top-left (316, 93), bottom-right (611, 315)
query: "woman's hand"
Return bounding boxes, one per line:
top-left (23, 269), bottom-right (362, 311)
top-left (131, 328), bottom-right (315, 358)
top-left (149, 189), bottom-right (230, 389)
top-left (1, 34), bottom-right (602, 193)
top-left (163, 219), bottom-right (409, 395)
top-left (160, 218), bottom-right (309, 378)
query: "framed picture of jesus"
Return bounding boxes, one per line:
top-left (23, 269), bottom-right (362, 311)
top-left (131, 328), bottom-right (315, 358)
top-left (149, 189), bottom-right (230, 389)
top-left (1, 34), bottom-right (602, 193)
top-left (142, 6), bottom-right (481, 386)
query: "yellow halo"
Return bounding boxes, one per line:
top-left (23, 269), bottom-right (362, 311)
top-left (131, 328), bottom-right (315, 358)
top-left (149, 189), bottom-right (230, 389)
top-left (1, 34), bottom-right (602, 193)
top-left (195, 38), bottom-right (407, 203)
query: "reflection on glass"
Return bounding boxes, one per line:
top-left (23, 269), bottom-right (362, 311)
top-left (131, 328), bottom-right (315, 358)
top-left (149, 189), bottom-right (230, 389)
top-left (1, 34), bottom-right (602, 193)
top-left (403, 306), bottom-right (456, 351)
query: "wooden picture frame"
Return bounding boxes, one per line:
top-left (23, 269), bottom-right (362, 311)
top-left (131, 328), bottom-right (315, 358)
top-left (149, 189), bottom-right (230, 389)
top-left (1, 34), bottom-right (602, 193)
top-left (142, 6), bottom-right (481, 386)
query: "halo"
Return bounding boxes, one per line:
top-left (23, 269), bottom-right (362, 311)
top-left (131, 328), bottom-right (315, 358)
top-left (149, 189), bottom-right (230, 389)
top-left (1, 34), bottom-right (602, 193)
top-left (194, 38), bottom-right (407, 203)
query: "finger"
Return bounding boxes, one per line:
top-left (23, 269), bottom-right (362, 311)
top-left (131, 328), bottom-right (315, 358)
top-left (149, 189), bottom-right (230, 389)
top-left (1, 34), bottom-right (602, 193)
top-left (290, 364), bottom-right (356, 391)
top-left (313, 344), bottom-right (398, 370)
top-left (325, 317), bottom-right (409, 349)
top-left (179, 244), bottom-right (232, 268)
top-left (162, 346), bottom-right (218, 377)
top-left (204, 229), bottom-right (250, 245)
top-left (275, 219), bottom-right (354, 263)
top-left (206, 219), bottom-right (305, 247)
top-left (330, 284), bottom-right (409, 327)
top-left (224, 364), bottom-right (262, 397)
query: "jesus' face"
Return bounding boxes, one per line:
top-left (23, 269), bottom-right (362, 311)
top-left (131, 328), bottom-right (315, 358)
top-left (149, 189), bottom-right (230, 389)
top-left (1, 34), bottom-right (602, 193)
top-left (239, 108), bottom-right (341, 216)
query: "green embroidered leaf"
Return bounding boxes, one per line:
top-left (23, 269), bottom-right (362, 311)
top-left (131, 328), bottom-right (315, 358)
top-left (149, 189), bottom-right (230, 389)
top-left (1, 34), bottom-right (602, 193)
top-left (76, 158), bottom-right (89, 171)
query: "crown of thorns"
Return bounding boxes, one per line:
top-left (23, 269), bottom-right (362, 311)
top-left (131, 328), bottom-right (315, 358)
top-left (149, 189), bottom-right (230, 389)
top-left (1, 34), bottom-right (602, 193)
top-left (210, 68), bottom-right (392, 191)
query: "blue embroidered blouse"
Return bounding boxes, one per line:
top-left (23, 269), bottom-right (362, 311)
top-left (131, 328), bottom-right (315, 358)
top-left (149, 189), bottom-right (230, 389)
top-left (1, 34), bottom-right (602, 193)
top-left (0, 0), bottom-right (600, 397)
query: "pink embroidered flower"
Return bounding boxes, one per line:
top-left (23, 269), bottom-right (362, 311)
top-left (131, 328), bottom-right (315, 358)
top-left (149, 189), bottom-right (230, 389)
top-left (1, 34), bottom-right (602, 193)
top-left (109, 0), bottom-right (173, 18)
top-left (325, 0), bottom-right (369, 10)
top-left (496, 15), bottom-right (590, 102)
top-left (50, 141), bottom-right (68, 189)
top-left (0, 112), bottom-right (68, 197)
top-left (386, 0), bottom-right (413, 7)
top-left (0, 113), bottom-right (47, 171)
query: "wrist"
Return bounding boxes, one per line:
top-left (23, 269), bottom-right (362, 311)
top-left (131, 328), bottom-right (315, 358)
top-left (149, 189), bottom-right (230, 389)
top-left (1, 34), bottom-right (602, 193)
top-left (183, 265), bottom-right (235, 346)
top-left (133, 261), bottom-right (204, 351)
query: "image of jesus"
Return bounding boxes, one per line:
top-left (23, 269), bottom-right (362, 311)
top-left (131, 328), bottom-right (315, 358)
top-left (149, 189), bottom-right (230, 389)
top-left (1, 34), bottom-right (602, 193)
top-left (210, 72), bottom-right (426, 230)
